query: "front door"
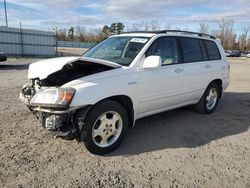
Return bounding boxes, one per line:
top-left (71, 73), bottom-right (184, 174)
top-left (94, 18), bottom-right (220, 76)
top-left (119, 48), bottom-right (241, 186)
top-left (138, 37), bottom-right (185, 116)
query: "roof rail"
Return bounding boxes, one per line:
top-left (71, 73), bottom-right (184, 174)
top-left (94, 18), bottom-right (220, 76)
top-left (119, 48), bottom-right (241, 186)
top-left (120, 31), bottom-right (157, 34)
top-left (156, 30), bottom-right (216, 39)
top-left (120, 30), bottom-right (216, 39)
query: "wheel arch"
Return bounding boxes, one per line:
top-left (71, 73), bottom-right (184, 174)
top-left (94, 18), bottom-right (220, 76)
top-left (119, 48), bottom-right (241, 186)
top-left (75, 95), bottom-right (135, 128)
top-left (209, 79), bottom-right (223, 98)
top-left (102, 95), bottom-right (135, 128)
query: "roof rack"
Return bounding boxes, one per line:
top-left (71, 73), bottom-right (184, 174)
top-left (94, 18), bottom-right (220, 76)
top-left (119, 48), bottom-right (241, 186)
top-left (156, 30), bottom-right (216, 39)
top-left (120, 31), bottom-right (157, 34)
top-left (121, 30), bottom-right (216, 39)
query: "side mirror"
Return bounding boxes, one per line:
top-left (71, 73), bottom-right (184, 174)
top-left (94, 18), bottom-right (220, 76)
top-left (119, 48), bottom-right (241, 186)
top-left (142, 56), bottom-right (162, 69)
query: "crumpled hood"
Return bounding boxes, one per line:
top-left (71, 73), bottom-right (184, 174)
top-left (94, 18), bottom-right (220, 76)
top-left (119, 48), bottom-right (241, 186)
top-left (28, 56), bottom-right (121, 79)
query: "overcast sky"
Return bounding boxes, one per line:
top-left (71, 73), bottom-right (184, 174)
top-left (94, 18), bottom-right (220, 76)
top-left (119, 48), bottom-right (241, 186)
top-left (0, 0), bottom-right (249, 33)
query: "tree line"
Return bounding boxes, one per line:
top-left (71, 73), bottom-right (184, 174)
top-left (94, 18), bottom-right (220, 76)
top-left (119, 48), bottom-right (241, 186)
top-left (57, 19), bottom-right (250, 51)
top-left (199, 18), bottom-right (250, 51)
top-left (57, 22), bottom-right (125, 44)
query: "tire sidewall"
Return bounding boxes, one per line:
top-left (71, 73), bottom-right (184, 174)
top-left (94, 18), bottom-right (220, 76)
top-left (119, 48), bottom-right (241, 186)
top-left (202, 83), bottom-right (220, 114)
top-left (81, 100), bottom-right (128, 155)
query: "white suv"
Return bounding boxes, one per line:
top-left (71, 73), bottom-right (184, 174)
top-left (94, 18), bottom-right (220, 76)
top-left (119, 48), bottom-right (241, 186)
top-left (20, 30), bottom-right (230, 154)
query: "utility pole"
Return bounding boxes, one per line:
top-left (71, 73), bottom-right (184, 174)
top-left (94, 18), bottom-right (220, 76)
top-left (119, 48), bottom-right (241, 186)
top-left (20, 22), bottom-right (23, 56)
top-left (55, 27), bottom-right (58, 56)
top-left (53, 27), bottom-right (58, 56)
top-left (4, 0), bottom-right (8, 27)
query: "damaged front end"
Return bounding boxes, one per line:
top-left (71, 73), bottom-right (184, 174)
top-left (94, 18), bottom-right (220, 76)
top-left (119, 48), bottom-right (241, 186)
top-left (20, 57), bottom-right (118, 140)
top-left (20, 83), bottom-right (84, 139)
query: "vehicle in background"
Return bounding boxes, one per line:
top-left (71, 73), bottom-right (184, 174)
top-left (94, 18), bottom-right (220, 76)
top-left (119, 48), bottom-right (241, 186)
top-left (0, 51), bottom-right (7, 62)
top-left (225, 50), bottom-right (230, 57)
top-left (240, 51), bottom-right (248, 57)
top-left (227, 50), bottom-right (241, 57)
top-left (247, 52), bottom-right (250, 58)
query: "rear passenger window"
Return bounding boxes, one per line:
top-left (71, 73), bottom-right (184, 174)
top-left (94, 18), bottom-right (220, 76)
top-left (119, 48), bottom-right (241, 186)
top-left (204, 40), bottom-right (221, 60)
top-left (180, 38), bottom-right (202, 63)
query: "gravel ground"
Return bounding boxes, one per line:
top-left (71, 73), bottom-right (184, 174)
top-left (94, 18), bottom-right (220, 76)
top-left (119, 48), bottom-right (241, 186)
top-left (0, 57), bottom-right (250, 188)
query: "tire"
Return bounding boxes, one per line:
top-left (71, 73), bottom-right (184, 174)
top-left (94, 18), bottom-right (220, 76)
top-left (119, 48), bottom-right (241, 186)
top-left (81, 100), bottom-right (128, 155)
top-left (195, 82), bottom-right (220, 114)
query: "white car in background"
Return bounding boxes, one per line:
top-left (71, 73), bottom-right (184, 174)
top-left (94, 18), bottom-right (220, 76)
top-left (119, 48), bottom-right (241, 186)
top-left (225, 50), bottom-right (230, 57)
top-left (20, 30), bottom-right (230, 155)
top-left (247, 52), bottom-right (250, 58)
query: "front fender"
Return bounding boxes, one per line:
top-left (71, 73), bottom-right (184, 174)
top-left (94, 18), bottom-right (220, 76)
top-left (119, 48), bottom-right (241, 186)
top-left (68, 73), bottom-right (139, 112)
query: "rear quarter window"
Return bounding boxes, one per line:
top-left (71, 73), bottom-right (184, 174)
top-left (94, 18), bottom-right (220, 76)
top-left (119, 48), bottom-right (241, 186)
top-left (204, 40), bottom-right (221, 60)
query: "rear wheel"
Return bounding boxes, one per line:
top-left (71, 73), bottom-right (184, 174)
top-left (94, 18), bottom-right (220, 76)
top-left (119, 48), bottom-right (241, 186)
top-left (81, 100), bottom-right (128, 155)
top-left (195, 82), bottom-right (220, 114)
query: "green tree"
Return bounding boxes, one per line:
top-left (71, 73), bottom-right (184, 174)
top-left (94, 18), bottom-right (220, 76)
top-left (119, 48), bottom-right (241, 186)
top-left (68, 27), bottom-right (74, 40)
top-left (109, 22), bottom-right (125, 34)
top-left (102, 25), bottom-right (110, 37)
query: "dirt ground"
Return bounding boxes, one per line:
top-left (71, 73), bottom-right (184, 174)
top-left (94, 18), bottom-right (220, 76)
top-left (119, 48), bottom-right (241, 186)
top-left (0, 57), bottom-right (249, 188)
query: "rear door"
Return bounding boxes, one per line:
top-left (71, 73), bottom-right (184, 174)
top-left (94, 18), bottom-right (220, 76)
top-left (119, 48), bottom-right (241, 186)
top-left (178, 37), bottom-right (211, 101)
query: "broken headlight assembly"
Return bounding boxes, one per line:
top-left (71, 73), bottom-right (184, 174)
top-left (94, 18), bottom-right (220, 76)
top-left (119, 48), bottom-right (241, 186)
top-left (30, 88), bottom-right (75, 109)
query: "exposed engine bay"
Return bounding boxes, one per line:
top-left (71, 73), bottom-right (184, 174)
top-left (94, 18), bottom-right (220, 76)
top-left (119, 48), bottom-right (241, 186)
top-left (20, 59), bottom-right (117, 139)
top-left (21, 60), bottom-right (115, 104)
top-left (40, 60), bottom-right (114, 87)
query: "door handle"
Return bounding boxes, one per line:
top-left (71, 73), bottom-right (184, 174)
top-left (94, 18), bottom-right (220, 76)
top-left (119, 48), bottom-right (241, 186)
top-left (205, 64), bottom-right (211, 69)
top-left (174, 68), bottom-right (184, 73)
top-left (128, 81), bottom-right (137, 85)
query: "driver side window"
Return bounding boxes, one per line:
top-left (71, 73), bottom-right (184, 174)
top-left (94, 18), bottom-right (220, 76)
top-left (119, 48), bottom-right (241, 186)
top-left (146, 37), bottom-right (179, 65)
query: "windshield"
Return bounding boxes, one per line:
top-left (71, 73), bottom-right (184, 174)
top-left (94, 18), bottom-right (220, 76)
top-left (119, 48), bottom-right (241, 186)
top-left (82, 36), bottom-right (150, 66)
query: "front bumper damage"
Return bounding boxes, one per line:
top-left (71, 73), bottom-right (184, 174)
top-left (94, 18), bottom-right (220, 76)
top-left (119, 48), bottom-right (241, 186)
top-left (34, 109), bottom-right (78, 140)
top-left (19, 57), bottom-right (119, 141)
top-left (20, 90), bottom-right (90, 140)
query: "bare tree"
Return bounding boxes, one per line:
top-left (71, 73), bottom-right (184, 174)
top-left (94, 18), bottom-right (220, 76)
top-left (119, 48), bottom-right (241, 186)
top-left (239, 25), bottom-right (250, 51)
top-left (130, 23), bottom-right (142, 31)
top-left (75, 25), bottom-right (86, 42)
top-left (57, 28), bottom-right (67, 41)
top-left (141, 22), bottom-right (151, 31)
top-left (199, 22), bottom-right (209, 34)
top-left (247, 39), bottom-right (250, 51)
top-left (164, 23), bottom-right (171, 30)
top-left (214, 18), bottom-right (235, 50)
top-left (150, 20), bottom-right (161, 31)
top-left (127, 21), bottom-right (164, 32)
top-left (56, 21), bottom-right (250, 50)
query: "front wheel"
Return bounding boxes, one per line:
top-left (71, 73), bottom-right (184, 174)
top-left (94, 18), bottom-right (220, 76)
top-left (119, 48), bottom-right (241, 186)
top-left (81, 100), bottom-right (128, 155)
top-left (195, 82), bottom-right (220, 114)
